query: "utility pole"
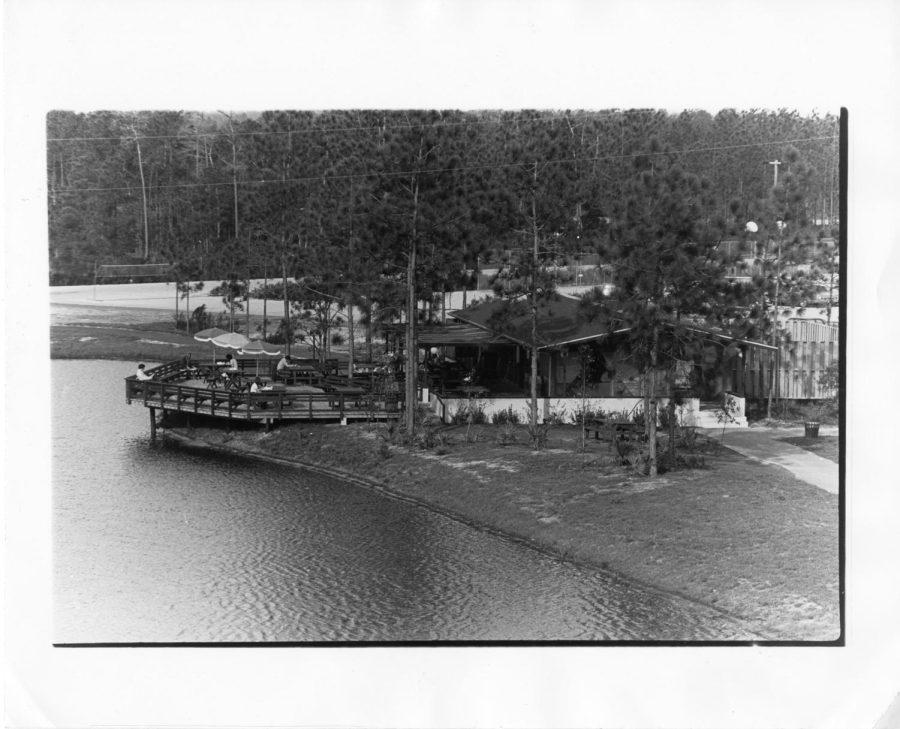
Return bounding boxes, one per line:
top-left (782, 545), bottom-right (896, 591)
top-left (768, 159), bottom-right (781, 189)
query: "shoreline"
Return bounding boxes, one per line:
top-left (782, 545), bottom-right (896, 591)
top-left (158, 417), bottom-right (839, 641)
top-left (162, 426), bottom-right (773, 640)
top-left (50, 333), bottom-right (840, 641)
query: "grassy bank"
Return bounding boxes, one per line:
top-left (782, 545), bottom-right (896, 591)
top-left (166, 419), bottom-right (840, 641)
top-left (51, 321), bottom-right (214, 361)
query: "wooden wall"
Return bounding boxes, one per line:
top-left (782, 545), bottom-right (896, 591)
top-left (740, 320), bottom-right (839, 400)
top-left (778, 320), bottom-right (840, 399)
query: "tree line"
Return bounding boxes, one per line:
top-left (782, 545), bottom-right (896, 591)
top-left (47, 108), bottom-right (838, 286)
top-left (48, 108), bottom-right (839, 455)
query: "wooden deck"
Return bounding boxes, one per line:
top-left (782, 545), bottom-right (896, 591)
top-left (126, 358), bottom-right (403, 425)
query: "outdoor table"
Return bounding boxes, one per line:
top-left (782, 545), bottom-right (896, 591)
top-left (277, 365), bottom-right (319, 385)
top-left (327, 385), bottom-right (368, 409)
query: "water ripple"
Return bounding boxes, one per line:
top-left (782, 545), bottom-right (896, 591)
top-left (54, 360), bottom-right (757, 643)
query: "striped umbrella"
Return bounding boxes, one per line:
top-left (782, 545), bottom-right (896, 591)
top-left (211, 331), bottom-right (251, 350)
top-left (239, 340), bottom-right (283, 377)
top-left (193, 327), bottom-right (228, 361)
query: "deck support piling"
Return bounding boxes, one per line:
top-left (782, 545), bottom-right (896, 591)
top-left (149, 407), bottom-right (157, 443)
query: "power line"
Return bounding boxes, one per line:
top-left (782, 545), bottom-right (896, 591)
top-left (46, 110), bottom-right (632, 143)
top-left (50, 135), bottom-right (837, 195)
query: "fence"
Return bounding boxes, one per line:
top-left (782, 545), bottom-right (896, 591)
top-left (778, 319), bottom-right (840, 400)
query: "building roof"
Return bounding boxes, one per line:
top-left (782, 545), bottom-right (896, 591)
top-left (449, 294), bottom-right (776, 351)
top-left (417, 323), bottom-right (508, 346)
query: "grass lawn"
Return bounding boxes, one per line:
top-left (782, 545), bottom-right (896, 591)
top-left (51, 321), bottom-right (213, 361)
top-left (171, 420), bottom-right (840, 641)
top-left (780, 436), bottom-right (839, 464)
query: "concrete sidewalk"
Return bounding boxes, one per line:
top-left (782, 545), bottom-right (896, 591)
top-left (703, 426), bottom-right (840, 495)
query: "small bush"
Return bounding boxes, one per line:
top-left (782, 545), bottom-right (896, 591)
top-left (495, 421), bottom-right (518, 446)
top-left (491, 406), bottom-right (521, 425)
top-left (377, 422), bottom-right (400, 445)
top-left (191, 304), bottom-right (212, 332)
top-left (545, 406), bottom-right (568, 426)
top-left (526, 421), bottom-right (551, 450)
top-left (658, 405), bottom-right (676, 431)
top-left (451, 400), bottom-right (487, 425)
top-left (570, 406), bottom-right (607, 425)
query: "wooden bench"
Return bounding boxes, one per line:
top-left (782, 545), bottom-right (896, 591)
top-left (583, 418), bottom-right (646, 441)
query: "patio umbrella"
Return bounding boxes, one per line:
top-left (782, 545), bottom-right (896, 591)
top-left (211, 331), bottom-right (251, 350)
top-left (239, 340), bottom-right (283, 377)
top-left (210, 331), bottom-right (251, 372)
top-left (193, 327), bottom-right (228, 361)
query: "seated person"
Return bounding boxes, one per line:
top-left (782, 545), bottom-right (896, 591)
top-left (276, 355), bottom-right (292, 372)
top-left (217, 354), bottom-right (239, 382)
top-left (250, 376), bottom-right (274, 407)
top-left (135, 363), bottom-right (153, 381)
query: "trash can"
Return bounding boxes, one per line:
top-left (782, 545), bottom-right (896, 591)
top-left (804, 421), bottom-right (820, 438)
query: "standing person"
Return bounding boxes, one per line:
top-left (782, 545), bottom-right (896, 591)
top-left (135, 364), bottom-right (153, 381)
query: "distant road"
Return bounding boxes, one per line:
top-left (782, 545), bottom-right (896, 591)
top-left (50, 280), bottom-right (496, 316)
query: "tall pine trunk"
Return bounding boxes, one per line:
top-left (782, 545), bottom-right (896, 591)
top-left (282, 252), bottom-right (291, 357)
top-left (529, 164), bottom-right (540, 443)
top-left (766, 234), bottom-right (782, 419)
top-left (132, 123), bottom-right (150, 260)
top-left (405, 179), bottom-right (420, 433)
top-left (647, 324), bottom-right (659, 477)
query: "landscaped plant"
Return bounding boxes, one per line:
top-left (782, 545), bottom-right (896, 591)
top-left (544, 405), bottom-right (568, 426)
top-left (714, 394), bottom-right (739, 443)
top-left (495, 421), bottom-right (518, 446)
top-left (570, 406), bottom-right (608, 425)
top-left (817, 361), bottom-right (840, 421)
top-left (491, 406), bottom-right (521, 425)
top-left (451, 399), bottom-right (487, 425)
top-left (526, 420), bottom-right (551, 450)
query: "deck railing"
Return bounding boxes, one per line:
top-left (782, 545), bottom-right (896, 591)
top-left (125, 359), bottom-right (401, 422)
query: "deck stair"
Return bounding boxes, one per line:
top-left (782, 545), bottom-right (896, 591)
top-left (694, 400), bottom-right (748, 428)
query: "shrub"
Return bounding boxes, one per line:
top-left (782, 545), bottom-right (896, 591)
top-left (526, 421), bottom-right (551, 450)
top-left (545, 406), bottom-right (568, 426)
top-left (570, 406), bottom-right (607, 425)
top-left (495, 421), bottom-right (518, 446)
top-left (491, 406), bottom-right (521, 425)
top-left (190, 304), bottom-right (212, 332)
top-left (629, 407), bottom-right (646, 426)
top-left (414, 418), bottom-right (440, 449)
top-left (451, 400), bottom-right (487, 425)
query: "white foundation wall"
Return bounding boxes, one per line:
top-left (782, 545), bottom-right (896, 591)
top-left (430, 394), bottom-right (716, 427)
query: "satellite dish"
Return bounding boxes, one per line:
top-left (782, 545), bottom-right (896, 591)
top-left (745, 221), bottom-right (759, 233)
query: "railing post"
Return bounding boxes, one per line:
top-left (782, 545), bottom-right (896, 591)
top-left (309, 395), bottom-right (313, 419)
top-left (278, 393), bottom-right (283, 418)
top-left (227, 393), bottom-right (233, 420)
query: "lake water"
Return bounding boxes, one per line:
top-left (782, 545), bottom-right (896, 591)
top-left (53, 359), bottom-right (757, 642)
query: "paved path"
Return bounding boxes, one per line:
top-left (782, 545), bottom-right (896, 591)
top-left (703, 426), bottom-right (840, 495)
